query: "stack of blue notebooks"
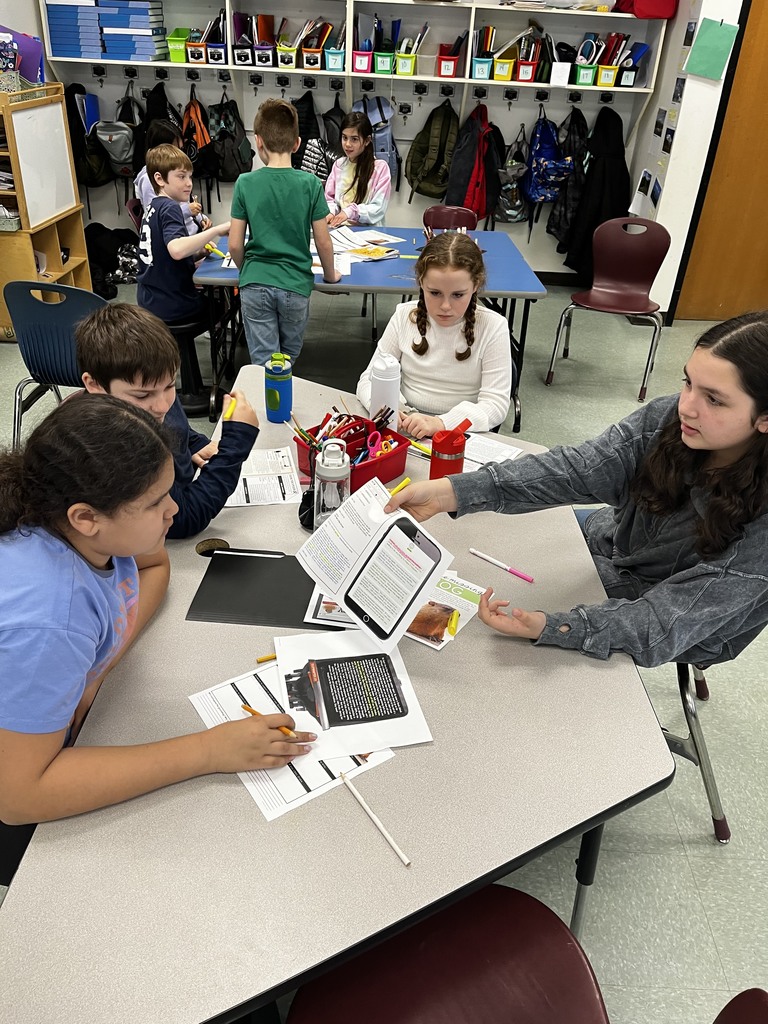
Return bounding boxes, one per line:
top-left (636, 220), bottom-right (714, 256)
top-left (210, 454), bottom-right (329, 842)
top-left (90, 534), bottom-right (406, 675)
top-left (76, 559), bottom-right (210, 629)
top-left (47, 1), bottom-right (104, 59)
top-left (99, 1), bottom-right (168, 61)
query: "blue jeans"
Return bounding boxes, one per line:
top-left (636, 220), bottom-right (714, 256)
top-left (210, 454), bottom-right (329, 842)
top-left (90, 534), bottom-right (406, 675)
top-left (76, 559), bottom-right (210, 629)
top-left (240, 284), bottom-right (311, 368)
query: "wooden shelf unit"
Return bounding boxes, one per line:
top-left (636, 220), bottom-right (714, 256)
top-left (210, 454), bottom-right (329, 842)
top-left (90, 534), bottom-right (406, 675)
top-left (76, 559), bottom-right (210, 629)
top-left (0, 82), bottom-right (92, 336)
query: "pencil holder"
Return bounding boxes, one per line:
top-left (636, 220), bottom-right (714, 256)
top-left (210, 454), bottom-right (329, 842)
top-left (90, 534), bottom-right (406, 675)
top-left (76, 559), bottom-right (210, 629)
top-left (353, 50), bottom-right (373, 73)
top-left (596, 64), bottom-right (619, 87)
top-left (254, 44), bottom-right (275, 66)
top-left (617, 66), bottom-right (638, 87)
top-left (437, 54), bottom-right (459, 78)
top-left (302, 47), bottom-right (322, 69)
top-left (515, 59), bottom-right (538, 82)
top-left (550, 61), bottom-right (571, 86)
top-left (233, 45), bottom-right (254, 65)
top-left (395, 52), bottom-right (416, 76)
top-left (472, 57), bottom-right (493, 79)
top-left (374, 51), bottom-right (395, 74)
top-left (572, 63), bottom-right (597, 86)
top-left (167, 28), bottom-right (190, 63)
top-left (207, 43), bottom-right (227, 64)
top-left (186, 42), bottom-right (207, 63)
top-left (416, 51), bottom-right (437, 77)
top-left (325, 47), bottom-right (345, 71)
top-left (493, 56), bottom-right (515, 81)
top-left (293, 419), bottom-right (409, 493)
top-left (277, 45), bottom-right (297, 68)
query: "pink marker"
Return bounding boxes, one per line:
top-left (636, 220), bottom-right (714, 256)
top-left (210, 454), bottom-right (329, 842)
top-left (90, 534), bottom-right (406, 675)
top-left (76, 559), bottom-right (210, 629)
top-left (469, 547), bottom-right (534, 584)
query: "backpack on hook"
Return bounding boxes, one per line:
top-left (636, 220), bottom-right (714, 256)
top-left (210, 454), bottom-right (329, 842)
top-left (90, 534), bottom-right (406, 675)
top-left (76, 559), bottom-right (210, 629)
top-left (352, 95), bottom-right (402, 191)
top-left (521, 104), bottom-right (573, 241)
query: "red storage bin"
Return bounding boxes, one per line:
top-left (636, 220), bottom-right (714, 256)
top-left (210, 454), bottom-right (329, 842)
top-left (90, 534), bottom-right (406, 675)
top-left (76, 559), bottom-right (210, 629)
top-left (293, 418), bottom-right (409, 492)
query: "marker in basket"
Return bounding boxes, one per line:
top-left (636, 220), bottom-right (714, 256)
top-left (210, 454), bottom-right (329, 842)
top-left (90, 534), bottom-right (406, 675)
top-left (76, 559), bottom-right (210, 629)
top-left (339, 772), bottom-right (411, 867)
top-left (241, 703), bottom-right (298, 739)
top-left (469, 547), bottom-right (534, 584)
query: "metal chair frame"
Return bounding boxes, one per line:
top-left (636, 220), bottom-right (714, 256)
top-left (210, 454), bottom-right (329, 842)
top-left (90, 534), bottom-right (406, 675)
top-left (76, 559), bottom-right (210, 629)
top-left (664, 664), bottom-right (731, 844)
top-left (545, 217), bottom-right (671, 402)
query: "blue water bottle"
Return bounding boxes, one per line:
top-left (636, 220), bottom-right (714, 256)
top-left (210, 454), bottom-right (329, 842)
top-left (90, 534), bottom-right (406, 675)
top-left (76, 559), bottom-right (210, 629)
top-left (265, 353), bottom-right (293, 423)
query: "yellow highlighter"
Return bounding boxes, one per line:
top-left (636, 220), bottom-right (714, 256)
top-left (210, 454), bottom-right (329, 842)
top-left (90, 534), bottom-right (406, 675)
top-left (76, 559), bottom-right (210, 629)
top-left (223, 397), bottom-right (237, 421)
top-left (205, 243), bottom-right (226, 258)
top-left (447, 609), bottom-right (460, 636)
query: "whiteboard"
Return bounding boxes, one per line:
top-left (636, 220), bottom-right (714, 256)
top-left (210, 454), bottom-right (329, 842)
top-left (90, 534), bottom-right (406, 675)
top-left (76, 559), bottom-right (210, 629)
top-left (12, 101), bottom-right (77, 228)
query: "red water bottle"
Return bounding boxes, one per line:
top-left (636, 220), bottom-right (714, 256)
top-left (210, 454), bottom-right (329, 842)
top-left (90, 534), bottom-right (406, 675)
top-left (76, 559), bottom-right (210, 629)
top-left (429, 418), bottom-right (472, 480)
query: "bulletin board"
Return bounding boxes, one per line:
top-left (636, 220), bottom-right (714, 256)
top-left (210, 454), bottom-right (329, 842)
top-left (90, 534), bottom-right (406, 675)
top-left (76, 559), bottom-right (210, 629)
top-left (11, 100), bottom-right (76, 228)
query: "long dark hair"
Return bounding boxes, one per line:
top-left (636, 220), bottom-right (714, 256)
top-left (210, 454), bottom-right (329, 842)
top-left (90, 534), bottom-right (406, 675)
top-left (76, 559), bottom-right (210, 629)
top-left (411, 233), bottom-right (486, 361)
top-left (341, 112), bottom-right (375, 205)
top-left (631, 311), bottom-right (768, 557)
top-left (0, 394), bottom-right (174, 536)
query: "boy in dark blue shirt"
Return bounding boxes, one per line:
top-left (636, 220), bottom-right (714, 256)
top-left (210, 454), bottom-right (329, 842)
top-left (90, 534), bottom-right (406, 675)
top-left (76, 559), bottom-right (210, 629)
top-left (137, 144), bottom-right (230, 325)
top-left (76, 304), bottom-right (259, 539)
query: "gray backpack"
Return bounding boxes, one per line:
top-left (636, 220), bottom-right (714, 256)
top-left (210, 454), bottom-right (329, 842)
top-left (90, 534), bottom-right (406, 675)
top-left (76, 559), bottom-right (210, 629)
top-left (94, 120), bottom-right (135, 178)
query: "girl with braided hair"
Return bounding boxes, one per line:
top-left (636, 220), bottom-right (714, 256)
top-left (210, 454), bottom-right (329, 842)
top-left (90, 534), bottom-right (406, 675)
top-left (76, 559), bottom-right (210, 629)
top-left (356, 232), bottom-right (512, 437)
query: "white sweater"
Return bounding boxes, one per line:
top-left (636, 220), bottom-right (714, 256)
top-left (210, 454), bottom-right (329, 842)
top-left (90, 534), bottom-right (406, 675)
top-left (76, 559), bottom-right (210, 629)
top-left (356, 302), bottom-right (512, 432)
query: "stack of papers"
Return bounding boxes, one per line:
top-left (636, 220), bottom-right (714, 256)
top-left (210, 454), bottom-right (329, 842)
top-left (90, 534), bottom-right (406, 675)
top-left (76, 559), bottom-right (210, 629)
top-left (224, 446), bottom-right (301, 507)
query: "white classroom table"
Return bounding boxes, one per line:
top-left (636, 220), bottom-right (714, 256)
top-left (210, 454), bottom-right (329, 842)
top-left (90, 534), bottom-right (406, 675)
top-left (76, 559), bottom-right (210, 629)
top-left (0, 368), bottom-right (674, 1024)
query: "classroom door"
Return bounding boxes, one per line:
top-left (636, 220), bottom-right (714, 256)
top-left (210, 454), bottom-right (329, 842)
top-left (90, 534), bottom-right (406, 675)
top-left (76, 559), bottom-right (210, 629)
top-left (676, 2), bottom-right (768, 320)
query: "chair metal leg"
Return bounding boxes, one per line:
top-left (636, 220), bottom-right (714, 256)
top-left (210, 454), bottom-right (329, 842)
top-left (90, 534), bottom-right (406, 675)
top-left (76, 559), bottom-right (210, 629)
top-left (693, 664), bottom-right (710, 701)
top-left (638, 313), bottom-right (663, 402)
top-left (545, 304), bottom-right (575, 386)
top-left (562, 305), bottom-right (574, 359)
top-left (51, 384), bottom-right (64, 404)
top-left (361, 293), bottom-right (368, 318)
top-left (12, 378), bottom-right (32, 452)
top-left (664, 664), bottom-right (731, 843)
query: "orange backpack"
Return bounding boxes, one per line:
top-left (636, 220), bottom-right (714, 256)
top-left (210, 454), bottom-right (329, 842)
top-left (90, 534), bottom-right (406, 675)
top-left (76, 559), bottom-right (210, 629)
top-left (181, 84), bottom-right (217, 179)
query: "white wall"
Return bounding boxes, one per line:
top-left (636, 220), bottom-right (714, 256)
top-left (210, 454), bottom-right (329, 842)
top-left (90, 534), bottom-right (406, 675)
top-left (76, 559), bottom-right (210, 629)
top-left (629, 0), bottom-right (745, 310)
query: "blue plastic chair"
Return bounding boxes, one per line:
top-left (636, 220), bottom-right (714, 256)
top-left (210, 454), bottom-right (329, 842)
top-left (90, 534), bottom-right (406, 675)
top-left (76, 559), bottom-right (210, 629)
top-left (4, 281), bottom-right (107, 450)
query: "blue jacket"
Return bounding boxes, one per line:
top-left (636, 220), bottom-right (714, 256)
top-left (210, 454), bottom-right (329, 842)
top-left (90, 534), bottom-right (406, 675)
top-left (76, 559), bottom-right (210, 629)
top-left (165, 398), bottom-right (259, 539)
top-left (450, 395), bottom-right (768, 668)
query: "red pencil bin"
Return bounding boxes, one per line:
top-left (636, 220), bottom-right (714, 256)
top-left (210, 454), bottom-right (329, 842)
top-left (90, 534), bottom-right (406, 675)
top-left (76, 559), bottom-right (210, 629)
top-left (293, 418), bottom-right (409, 492)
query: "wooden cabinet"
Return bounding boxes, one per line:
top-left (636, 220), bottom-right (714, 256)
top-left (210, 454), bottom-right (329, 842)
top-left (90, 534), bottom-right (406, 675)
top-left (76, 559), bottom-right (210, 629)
top-left (0, 82), bottom-right (91, 336)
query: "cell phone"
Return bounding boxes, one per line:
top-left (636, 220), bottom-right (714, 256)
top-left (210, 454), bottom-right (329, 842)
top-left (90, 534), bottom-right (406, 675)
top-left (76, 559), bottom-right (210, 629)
top-left (344, 517), bottom-right (442, 641)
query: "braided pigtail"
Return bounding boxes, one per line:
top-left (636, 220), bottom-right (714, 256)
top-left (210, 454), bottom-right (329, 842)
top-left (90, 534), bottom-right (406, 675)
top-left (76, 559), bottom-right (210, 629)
top-left (411, 290), bottom-right (430, 356)
top-left (456, 292), bottom-right (478, 362)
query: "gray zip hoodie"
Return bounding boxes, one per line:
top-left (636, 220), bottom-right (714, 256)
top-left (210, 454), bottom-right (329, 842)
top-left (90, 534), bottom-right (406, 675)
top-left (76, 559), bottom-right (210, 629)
top-left (450, 395), bottom-right (768, 667)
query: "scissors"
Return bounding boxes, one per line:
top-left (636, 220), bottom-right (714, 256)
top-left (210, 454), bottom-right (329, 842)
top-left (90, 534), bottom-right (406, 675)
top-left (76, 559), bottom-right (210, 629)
top-left (365, 430), bottom-right (383, 458)
top-left (375, 439), bottom-right (394, 457)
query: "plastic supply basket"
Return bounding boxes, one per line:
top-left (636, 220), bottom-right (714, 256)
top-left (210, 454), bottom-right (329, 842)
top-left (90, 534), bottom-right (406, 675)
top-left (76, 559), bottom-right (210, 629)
top-left (293, 419), bottom-right (409, 492)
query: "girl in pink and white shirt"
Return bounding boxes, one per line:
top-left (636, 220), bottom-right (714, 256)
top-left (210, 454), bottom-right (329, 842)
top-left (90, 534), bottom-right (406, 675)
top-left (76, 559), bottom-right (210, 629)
top-left (325, 112), bottom-right (391, 227)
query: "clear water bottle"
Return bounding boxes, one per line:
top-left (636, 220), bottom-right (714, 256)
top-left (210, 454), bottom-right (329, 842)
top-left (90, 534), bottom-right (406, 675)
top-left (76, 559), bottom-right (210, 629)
top-left (368, 352), bottom-right (401, 430)
top-left (265, 353), bottom-right (292, 423)
top-left (313, 439), bottom-right (351, 529)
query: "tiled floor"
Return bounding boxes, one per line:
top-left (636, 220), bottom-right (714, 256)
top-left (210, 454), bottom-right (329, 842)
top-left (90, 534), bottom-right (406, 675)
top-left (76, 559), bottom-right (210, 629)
top-left (1, 286), bottom-right (766, 1023)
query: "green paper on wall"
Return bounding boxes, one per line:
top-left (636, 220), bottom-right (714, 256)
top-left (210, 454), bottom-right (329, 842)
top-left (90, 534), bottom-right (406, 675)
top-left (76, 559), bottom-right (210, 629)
top-left (684, 18), bottom-right (739, 82)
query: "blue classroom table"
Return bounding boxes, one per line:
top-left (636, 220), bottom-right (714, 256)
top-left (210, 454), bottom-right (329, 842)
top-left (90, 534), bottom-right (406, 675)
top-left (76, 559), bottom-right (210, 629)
top-left (194, 227), bottom-right (546, 432)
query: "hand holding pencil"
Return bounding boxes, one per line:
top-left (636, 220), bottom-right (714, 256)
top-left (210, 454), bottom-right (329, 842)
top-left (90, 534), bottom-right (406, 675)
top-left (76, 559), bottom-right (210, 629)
top-left (207, 714), bottom-right (316, 773)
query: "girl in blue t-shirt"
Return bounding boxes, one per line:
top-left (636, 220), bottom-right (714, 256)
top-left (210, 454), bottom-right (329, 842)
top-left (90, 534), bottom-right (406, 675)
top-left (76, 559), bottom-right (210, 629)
top-left (0, 395), bottom-right (314, 885)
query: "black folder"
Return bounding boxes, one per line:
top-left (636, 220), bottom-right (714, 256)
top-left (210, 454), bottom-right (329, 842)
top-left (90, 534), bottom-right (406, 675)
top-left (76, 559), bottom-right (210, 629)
top-left (186, 549), bottom-right (338, 629)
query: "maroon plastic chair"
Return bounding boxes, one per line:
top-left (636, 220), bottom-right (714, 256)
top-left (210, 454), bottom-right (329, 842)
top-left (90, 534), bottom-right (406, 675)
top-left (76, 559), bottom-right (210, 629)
top-left (714, 989), bottom-right (768, 1023)
top-left (285, 885), bottom-right (768, 1024)
top-left (423, 205), bottom-right (479, 232)
top-left (286, 887), bottom-right (610, 1024)
top-left (545, 217), bottom-right (671, 402)
top-left (125, 197), bottom-right (143, 233)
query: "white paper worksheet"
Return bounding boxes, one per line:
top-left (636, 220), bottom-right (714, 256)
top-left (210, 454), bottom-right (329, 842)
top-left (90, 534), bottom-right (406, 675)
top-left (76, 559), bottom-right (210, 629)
top-left (225, 446), bottom-right (302, 506)
top-left (189, 663), bottom-right (393, 821)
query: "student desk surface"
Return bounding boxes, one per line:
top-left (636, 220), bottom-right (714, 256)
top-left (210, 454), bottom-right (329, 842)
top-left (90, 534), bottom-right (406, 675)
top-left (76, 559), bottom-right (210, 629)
top-left (193, 228), bottom-right (546, 433)
top-left (0, 368), bottom-right (674, 1024)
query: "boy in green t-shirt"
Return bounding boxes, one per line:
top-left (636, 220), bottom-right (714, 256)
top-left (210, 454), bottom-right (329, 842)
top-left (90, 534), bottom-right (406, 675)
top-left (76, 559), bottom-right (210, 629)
top-left (229, 99), bottom-right (340, 368)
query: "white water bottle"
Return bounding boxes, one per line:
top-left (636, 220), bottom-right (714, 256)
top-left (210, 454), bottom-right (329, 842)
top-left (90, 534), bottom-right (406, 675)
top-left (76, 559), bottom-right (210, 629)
top-left (368, 352), bottom-right (401, 431)
top-left (313, 440), bottom-right (351, 529)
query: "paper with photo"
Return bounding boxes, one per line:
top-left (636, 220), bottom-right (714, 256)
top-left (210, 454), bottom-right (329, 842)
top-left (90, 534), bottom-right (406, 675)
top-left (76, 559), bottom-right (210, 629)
top-left (274, 631), bottom-right (432, 754)
top-left (296, 477), bottom-right (452, 650)
top-left (225, 446), bottom-right (302, 506)
top-left (305, 583), bottom-right (357, 629)
top-left (189, 663), bottom-right (393, 820)
top-left (405, 572), bottom-right (485, 650)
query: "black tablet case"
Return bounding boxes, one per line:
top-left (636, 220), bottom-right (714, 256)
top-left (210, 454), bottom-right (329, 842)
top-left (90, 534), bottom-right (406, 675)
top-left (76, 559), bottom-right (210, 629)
top-left (186, 549), bottom-right (336, 629)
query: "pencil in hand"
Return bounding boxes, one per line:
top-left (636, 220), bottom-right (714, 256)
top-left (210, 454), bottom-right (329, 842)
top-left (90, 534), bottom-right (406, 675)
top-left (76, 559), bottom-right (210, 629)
top-left (241, 703), bottom-right (297, 738)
